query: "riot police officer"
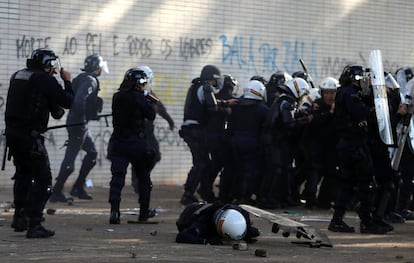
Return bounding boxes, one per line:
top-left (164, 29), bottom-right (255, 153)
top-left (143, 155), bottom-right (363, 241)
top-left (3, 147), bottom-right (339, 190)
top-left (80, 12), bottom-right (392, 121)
top-left (306, 77), bottom-right (339, 208)
top-left (131, 65), bottom-right (175, 194)
top-left (257, 77), bottom-right (311, 208)
top-left (5, 48), bottom-right (74, 237)
top-left (200, 74), bottom-right (238, 203)
top-left (50, 54), bottom-right (108, 202)
top-left (107, 68), bottom-right (156, 224)
top-left (179, 65), bottom-right (235, 205)
top-left (227, 80), bottom-right (269, 203)
top-left (176, 202), bottom-right (260, 245)
top-left (328, 65), bottom-right (387, 234)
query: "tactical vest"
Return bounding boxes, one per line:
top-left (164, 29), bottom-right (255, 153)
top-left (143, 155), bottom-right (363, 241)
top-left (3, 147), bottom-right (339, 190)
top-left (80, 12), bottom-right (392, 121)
top-left (5, 69), bottom-right (49, 132)
top-left (183, 83), bottom-right (208, 125)
top-left (112, 89), bottom-right (146, 138)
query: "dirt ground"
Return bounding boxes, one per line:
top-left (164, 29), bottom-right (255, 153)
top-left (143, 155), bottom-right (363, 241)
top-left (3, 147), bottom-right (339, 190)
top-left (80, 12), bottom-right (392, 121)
top-left (0, 185), bottom-right (413, 263)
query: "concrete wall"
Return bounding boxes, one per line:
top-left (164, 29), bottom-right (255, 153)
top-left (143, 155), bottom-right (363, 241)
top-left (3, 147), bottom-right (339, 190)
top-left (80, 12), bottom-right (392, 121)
top-left (0, 0), bottom-right (411, 187)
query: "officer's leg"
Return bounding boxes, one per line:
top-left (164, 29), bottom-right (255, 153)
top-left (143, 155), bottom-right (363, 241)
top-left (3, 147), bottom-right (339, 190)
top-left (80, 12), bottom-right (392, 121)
top-left (328, 148), bottom-right (356, 233)
top-left (11, 158), bottom-right (32, 232)
top-left (396, 156), bottom-right (414, 220)
top-left (132, 161), bottom-right (154, 221)
top-left (26, 140), bottom-right (55, 238)
top-left (71, 131), bottom-right (97, 199)
top-left (108, 155), bottom-right (129, 224)
top-left (199, 137), bottom-right (221, 202)
top-left (52, 133), bottom-right (82, 200)
top-left (180, 127), bottom-right (208, 205)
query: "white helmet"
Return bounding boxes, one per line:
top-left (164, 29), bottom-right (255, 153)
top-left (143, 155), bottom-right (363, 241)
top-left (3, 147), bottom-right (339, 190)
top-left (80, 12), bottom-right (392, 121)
top-left (319, 77), bottom-right (339, 90)
top-left (214, 209), bottom-right (247, 240)
top-left (243, 80), bottom-right (266, 101)
top-left (285, 77), bottom-right (310, 99)
top-left (300, 88), bottom-right (321, 109)
top-left (137, 65), bottom-right (154, 89)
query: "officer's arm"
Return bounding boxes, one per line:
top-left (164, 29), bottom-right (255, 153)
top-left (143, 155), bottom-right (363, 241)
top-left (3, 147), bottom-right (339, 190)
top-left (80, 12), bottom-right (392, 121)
top-left (40, 74), bottom-right (74, 109)
top-left (137, 92), bottom-right (156, 121)
top-left (154, 99), bottom-right (175, 129)
top-left (175, 223), bottom-right (208, 244)
top-left (201, 85), bottom-right (230, 115)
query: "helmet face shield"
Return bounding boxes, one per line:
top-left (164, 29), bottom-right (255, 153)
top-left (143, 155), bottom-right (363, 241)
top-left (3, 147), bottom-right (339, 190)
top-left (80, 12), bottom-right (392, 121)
top-left (99, 59), bottom-right (109, 74)
top-left (49, 57), bottom-right (61, 74)
top-left (360, 74), bottom-right (371, 96)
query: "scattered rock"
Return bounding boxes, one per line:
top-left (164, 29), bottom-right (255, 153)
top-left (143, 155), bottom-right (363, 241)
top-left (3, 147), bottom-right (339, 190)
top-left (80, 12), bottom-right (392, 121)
top-left (255, 248), bottom-right (267, 257)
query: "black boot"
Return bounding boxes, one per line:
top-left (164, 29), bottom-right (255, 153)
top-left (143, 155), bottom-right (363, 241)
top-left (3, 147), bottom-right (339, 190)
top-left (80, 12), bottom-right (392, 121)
top-left (11, 208), bottom-right (27, 232)
top-left (109, 202), bottom-right (120, 224)
top-left (49, 191), bottom-right (68, 203)
top-left (180, 191), bottom-right (198, 206)
top-left (109, 211), bottom-right (120, 224)
top-left (328, 219), bottom-right (355, 233)
top-left (139, 204), bottom-right (156, 222)
top-left (70, 186), bottom-right (92, 200)
top-left (26, 225), bottom-right (55, 238)
top-left (360, 220), bottom-right (388, 234)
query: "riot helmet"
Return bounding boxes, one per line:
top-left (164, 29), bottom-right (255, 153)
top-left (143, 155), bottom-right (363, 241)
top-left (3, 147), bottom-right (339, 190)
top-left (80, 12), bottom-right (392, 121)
top-left (27, 48), bottom-right (60, 72)
top-left (120, 68), bottom-right (147, 90)
top-left (243, 80), bottom-right (266, 101)
top-left (396, 67), bottom-right (414, 90)
top-left (250, 75), bottom-right (267, 85)
top-left (200, 65), bottom-right (221, 82)
top-left (82, 54), bottom-right (109, 75)
top-left (292, 71), bottom-right (308, 81)
top-left (319, 77), bottom-right (339, 91)
top-left (268, 71), bottom-right (293, 88)
top-left (339, 65), bottom-right (365, 85)
top-left (137, 65), bottom-right (154, 90)
top-left (284, 77), bottom-right (310, 99)
top-left (217, 74), bottom-right (238, 98)
top-left (214, 209), bottom-right (247, 240)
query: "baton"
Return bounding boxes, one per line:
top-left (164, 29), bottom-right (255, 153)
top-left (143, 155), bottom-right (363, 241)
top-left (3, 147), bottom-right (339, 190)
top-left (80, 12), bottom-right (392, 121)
top-left (46, 122), bottom-right (85, 131)
top-left (299, 58), bottom-right (316, 89)
top-left (1, 137), bottom-right (7, 171)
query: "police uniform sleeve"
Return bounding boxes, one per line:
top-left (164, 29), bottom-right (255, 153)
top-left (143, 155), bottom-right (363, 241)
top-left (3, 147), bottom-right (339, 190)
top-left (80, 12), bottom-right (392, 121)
top-left (36, 73), bottom-right (74, 109)
top-left (135, 91), bottom-right (156, 121)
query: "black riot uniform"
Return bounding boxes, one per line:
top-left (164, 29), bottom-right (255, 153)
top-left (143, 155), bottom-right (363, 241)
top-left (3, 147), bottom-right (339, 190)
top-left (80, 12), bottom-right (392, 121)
top-left (51, 54), bottom-right (107, 202)
top-left (307, 95), bottom-right (338, 208)
top-left (257, 78), bottom-right (310, 209)
top-left (5, 48), bottom-right (74, 238)
top-left (328, 65), bottom-right (387, 234)
top-left (179, 65), bottom-right (230, 205)
top-left (201, 75), bottom-right (237, 203)
top-left (227, 80), bottom-right (269, 203)
top-left (131, 90), bottom-right (175, 193)
top-left (176, 202), bottom-right (259, 245)
top-left (107, 69), bottom-right (156, 224)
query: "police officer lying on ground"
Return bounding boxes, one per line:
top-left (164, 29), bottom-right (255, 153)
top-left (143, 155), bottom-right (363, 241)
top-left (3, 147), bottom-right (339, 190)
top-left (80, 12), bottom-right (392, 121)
top-left (176, 202), bottom-right (260, 245)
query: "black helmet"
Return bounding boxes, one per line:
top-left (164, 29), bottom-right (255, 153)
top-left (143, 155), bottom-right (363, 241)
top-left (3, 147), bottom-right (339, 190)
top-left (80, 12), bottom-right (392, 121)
top-left (26, 48), bottom-right (58, 69)
top-left (339, 65), bottom-right (365, 85)
top-left (250, 75), bottom-right (267, 85)
top-left (124, 68), bottom-right (147, 84)
top-left (82, 54), bottom-right (108, 73)
top-left (292, 71), bottom-right (308, 80)
top-left (223, 74), bottom-right (238, 89)
top-left (268, 71), bottom-right (292, 88)
top-left (200, 65), bottom-right (221, 81)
